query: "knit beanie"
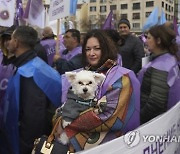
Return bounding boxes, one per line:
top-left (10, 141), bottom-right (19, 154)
top-left (118, 19), bottom-right (131, 29)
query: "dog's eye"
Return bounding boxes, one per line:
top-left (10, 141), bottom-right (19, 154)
top-left (78, 81), bottom-right (83, 85)
top-left (88, 81), bottom-right (92, 85)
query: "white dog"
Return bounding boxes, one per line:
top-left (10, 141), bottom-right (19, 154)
top-left (57, 70), bottom-right (105, 145)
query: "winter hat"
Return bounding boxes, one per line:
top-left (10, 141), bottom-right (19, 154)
top-left (118, 19), bottom-right (131, 29)
top-left (1, 25), bottom-right (16, 37)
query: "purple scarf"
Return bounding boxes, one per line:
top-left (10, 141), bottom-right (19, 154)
top-left (61, 46), bottom-right (82, 61)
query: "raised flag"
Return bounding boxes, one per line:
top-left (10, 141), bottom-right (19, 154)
top-left (143, 7), bottom-right (159, 31)
top-left (159, 10), bottom-right (166, 25)
top-left (70, 0), bottom-right (78, 15)
top-left (16, 0), bottom-right (24, 19)
top-left (102, 10), bottom-right (114, 30)
top-left (23, 0), bottom-right (31, 19)
top-left (24, 0), bottom-right (45, 28)
top-left (0, 0), bottom-right (16, 27)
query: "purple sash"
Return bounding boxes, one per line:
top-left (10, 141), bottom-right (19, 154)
top-left (0, 53), bottom-right (15, 127)
top-left (61, 46), bottom-right (82, 61)
top-left (138, 53), bottom-right (180, 109)
top-left (40, 39), bottom-right (56, 66)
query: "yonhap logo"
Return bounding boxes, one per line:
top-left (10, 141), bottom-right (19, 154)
top-left (123, 130), bottom-right (141, 148)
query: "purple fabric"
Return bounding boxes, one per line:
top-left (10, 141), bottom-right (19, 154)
top-left (16, 0), bottom-right (24, 19)
top-left (23, 0), bottom-right (31, 18)
top-left (61, 65), bottom-right (140, 133)
top-left (138, 53), bottom-right (180, 109)
top-left (40, 39), bottom-right (56, 66)
top-left (0, 54), bottom-right (15, 127)
top-left (117, 54), bottom-right (122, 66)
top-left (102, 10), bottom-right (114, 30)
top-left (61, 46), bottom-right (82, 61)
top-left (98, 65), bottom-right (140, 132)
top-left (176, 36), bottom-right (180, 58)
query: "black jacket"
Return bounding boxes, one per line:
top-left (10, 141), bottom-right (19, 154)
top-left (34, 40), bottom-right (48, 63)
top-left (13, 50), bottom-right (56, 154)
top-left (53, 53), bottom-right (83, 75)
top-left (119, 34), bottom-right (144, 74)
top-left (140, 55), bottom-right (169, 124)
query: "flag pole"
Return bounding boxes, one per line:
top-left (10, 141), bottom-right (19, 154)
top-left (56, 19), bottom-right (60, 55)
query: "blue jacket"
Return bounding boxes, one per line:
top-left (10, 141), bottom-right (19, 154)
top-left (1, 56), bottom-right (62, 154)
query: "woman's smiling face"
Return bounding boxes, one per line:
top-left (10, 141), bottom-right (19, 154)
top-left (85, 37), bottom-right (102, 67)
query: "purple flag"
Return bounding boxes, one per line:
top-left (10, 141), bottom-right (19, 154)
top-left (102, 10), bottom-right (114, 30)
top-left (23, 0), bottom-right (31, 19)
top-left (15, 0), bottom-right (24, 25)
top-left (24, 0), bottom-right (45, 28)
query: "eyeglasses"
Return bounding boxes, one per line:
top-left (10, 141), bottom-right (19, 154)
top-left (85, 47), bottom-right (101, 52)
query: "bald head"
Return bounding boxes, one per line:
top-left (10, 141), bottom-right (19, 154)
top-left (42, 26), bottom-right (54, 38)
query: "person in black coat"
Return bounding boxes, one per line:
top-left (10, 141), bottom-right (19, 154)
top-left (0, 26), bottom-right (63, 154)
top-left (118, 18), bottom-right (144, 74)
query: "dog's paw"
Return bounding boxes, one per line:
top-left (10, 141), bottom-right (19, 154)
top-left (57, 132), bottom-right (69, 145)
top-left (62, 120), bottom-right (71, 128)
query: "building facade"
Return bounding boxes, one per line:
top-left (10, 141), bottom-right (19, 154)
top-left (88, 0), bottom-right (175, 32)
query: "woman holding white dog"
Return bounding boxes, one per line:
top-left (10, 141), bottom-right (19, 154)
top-left (56, 29), bottom-right (140, 153)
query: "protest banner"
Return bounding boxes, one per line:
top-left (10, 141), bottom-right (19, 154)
top-left (79, 102), bottom-right (180, 154)
top-left (49, 0), bottom-right (71, 21)
top-left (0, 0), bottom-right (16, 27)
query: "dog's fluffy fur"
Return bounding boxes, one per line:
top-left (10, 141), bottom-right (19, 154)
top-left (58, 70), bottom-right (105, 145)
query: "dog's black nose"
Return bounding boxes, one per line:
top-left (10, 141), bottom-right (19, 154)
top-left (83, 88), bottom-right (88, 93)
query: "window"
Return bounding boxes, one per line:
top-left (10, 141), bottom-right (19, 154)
top-left (121, 4), bottom-right (128, 9)
top-left (165, 4), bottom-right (168, 10)
top-left (133, 3), bottom-right (140, 10)
top-left (133, 13), bottom-right (140, 19)
top-left (162, 2), bottom-right (164, 8)
top-left (90, 0), bottom-right (96, 2)
top-left (146, 1), bottom-right (154, 7)
top-left (132, 23), bottom-right (140, 29)
top-left (100, 15), bottom-right (106, 20)
top-left (145, 12), bottom-right (151, 17)
top-left (100, 0), bottom-right (107, 3)
top-left (100, 6), bottom-right (106, 12)
top-left (110, 5), bottom-right (117, 10)
top-left (120, 14), bottom-right (127, 19)
top-left (168, 6), bottom-right (171, 11)
top-left (90, 6), bottom-right (96, 12)
top-left (89, 15), bottom-right (96, 21)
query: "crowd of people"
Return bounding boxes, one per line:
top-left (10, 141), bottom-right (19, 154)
top-left (0, 18), bottom-right (179, 154)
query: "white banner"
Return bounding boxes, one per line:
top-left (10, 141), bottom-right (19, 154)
top-left (0, 0), bottom-right (16, 27)
top-left (49, 0), bottom-right (70, 21)
top-left (79, 102), bottom-right (180, 154)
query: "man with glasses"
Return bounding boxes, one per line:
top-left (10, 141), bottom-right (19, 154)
top-left (53, 29), bottom-right (83, 74)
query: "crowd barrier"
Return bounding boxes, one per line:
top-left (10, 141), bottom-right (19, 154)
top-left (79, 101), bottom-right (180, 154)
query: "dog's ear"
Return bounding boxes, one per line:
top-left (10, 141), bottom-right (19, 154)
top-left (65, 72), bottom-right (77, 83)
top-left (93, 73), bottom-right (105, 85)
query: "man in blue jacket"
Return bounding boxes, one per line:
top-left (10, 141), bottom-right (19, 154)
top-left (0, 26), bottom-right (62, 154)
